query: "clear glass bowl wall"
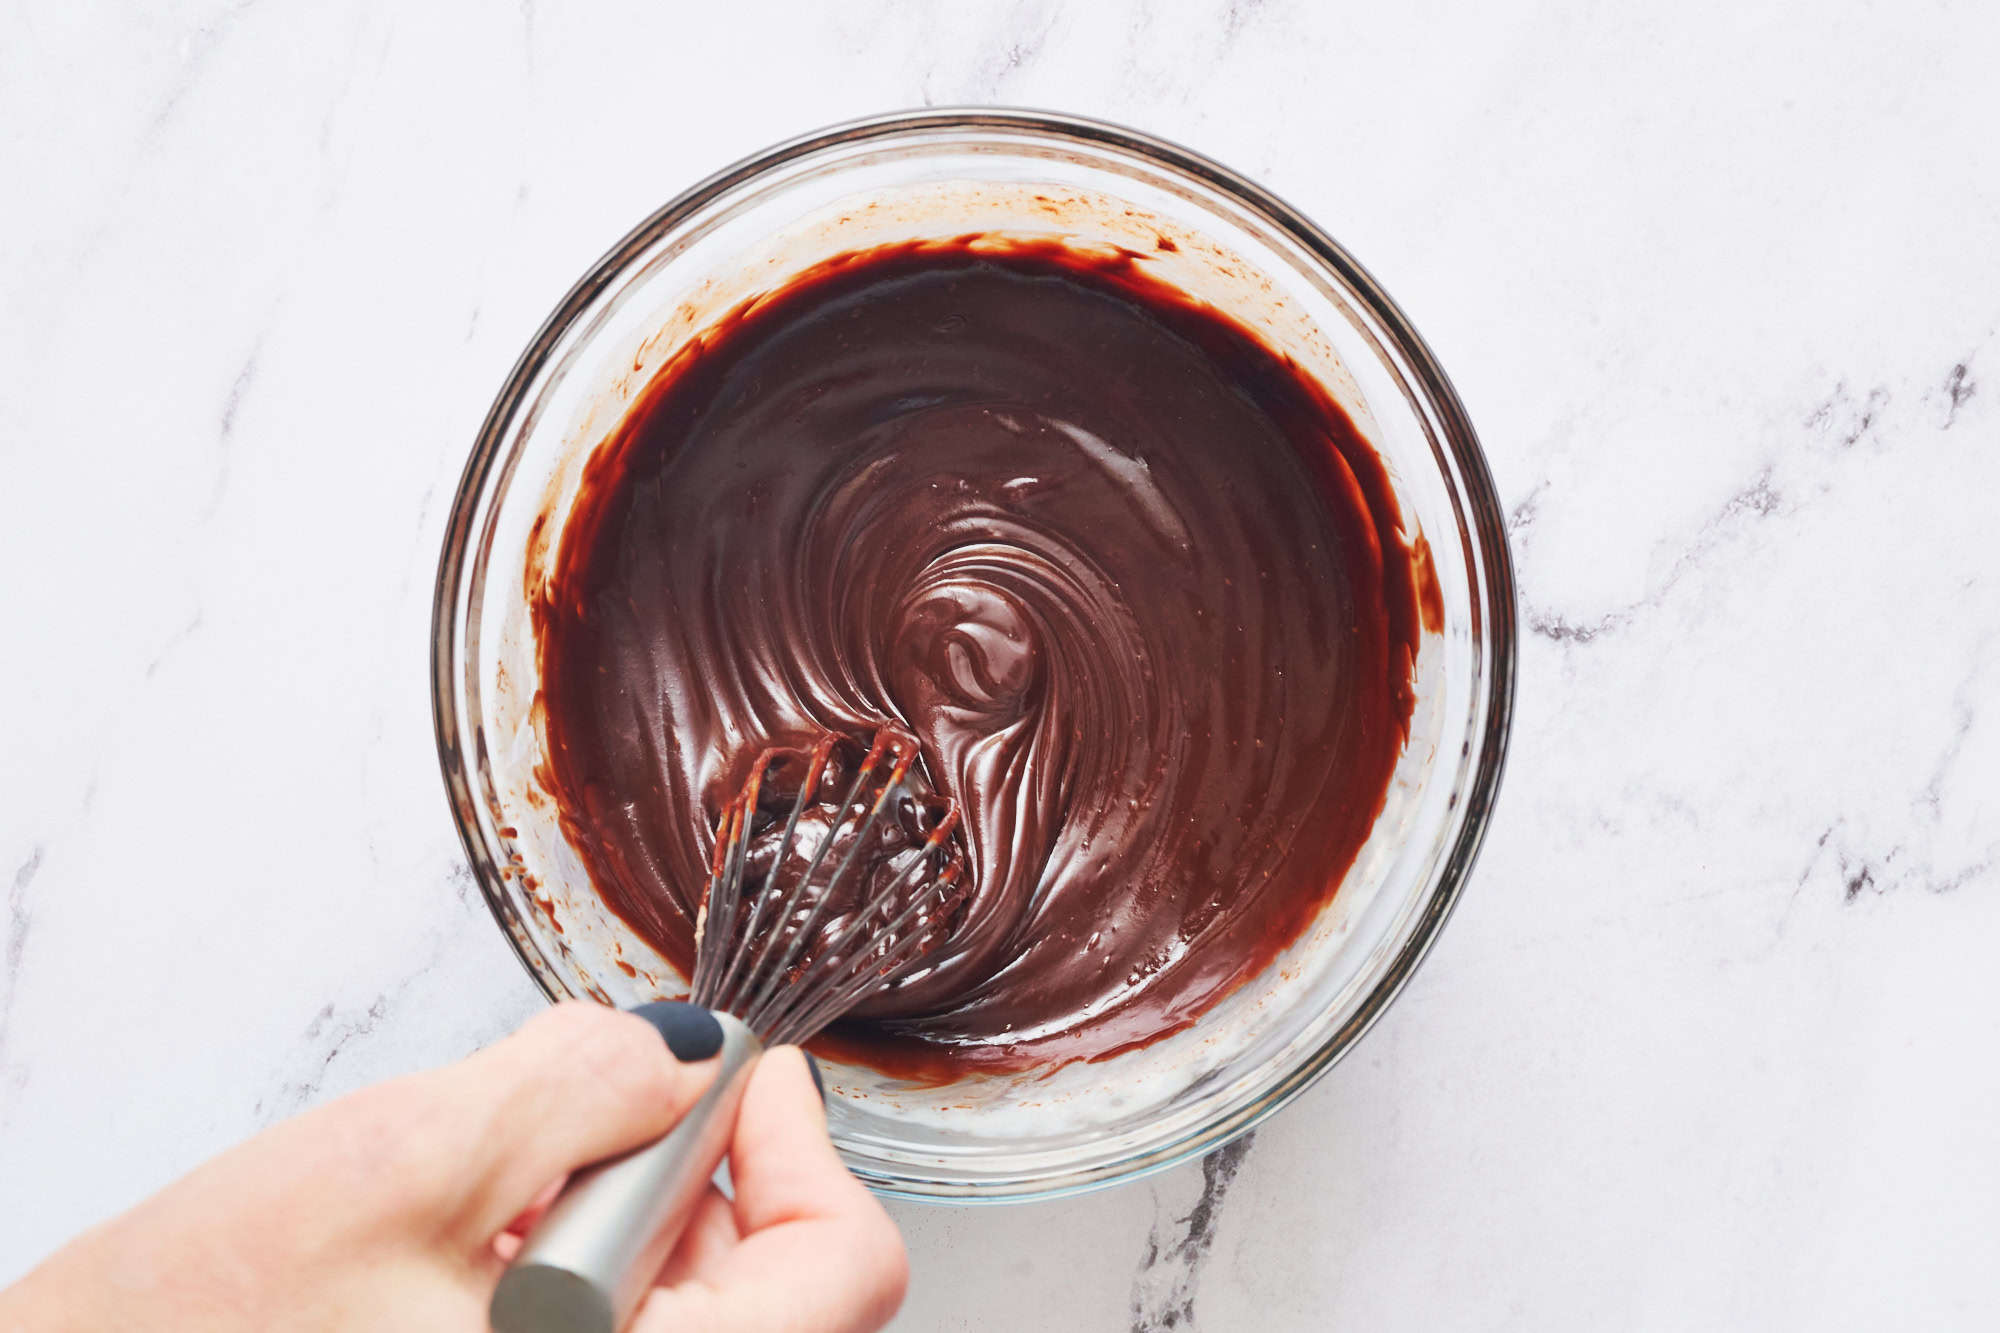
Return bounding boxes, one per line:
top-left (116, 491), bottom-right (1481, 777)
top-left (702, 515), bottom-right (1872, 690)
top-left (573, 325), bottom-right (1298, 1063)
top-left (433, 110), bottom-right (1515, 1202)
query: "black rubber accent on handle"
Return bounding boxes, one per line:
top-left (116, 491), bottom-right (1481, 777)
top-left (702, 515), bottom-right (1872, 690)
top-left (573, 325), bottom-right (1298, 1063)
top-left (629, 1001), bottom-right (725, 1062)
top-left (804, 1052), bottom-right (826, 1103)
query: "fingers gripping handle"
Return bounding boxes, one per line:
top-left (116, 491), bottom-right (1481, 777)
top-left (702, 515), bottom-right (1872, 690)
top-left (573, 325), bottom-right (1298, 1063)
top-left (491, 1011), bottom-right (764, 1333)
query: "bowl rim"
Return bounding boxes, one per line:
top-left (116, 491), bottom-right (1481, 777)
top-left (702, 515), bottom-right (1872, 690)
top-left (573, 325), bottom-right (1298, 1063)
top-left (431, 106), bottom-right (1517, 1203)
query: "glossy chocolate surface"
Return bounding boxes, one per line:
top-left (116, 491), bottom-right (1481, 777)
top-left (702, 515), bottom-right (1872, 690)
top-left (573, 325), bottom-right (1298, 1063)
top-left (536, 238), bottom-right (1422, 1074)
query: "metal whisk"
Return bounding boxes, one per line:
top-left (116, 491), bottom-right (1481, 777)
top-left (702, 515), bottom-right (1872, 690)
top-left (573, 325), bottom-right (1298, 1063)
top-left (493, 728), bottom-right (965, 1333)
top-left (691, 728), bottom-right (967, 1043)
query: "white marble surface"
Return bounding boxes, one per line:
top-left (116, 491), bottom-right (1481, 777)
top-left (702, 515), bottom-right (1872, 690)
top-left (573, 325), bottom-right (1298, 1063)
top-left (4, 1), bottom-right (1998, 1327)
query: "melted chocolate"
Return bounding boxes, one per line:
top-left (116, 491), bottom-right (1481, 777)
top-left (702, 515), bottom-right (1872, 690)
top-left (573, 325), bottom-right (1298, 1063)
top-left (536, 238), bottom-right (1422, 1076)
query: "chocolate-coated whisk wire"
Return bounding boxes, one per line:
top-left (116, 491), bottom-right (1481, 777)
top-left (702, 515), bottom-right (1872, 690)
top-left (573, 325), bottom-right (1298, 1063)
top-left (687, 729), bottom-right (966, 1046)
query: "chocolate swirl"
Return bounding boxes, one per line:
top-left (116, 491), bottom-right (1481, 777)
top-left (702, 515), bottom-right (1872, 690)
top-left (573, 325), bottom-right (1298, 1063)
top-left (536, 239), bottom-right (1422, 1074)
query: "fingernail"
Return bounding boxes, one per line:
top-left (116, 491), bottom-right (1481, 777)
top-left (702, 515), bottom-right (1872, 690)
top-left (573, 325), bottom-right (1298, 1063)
top-left (804, 1051), bottom-right (826, 1104)
top-left (628, 1001), bottom-right (724, 1061)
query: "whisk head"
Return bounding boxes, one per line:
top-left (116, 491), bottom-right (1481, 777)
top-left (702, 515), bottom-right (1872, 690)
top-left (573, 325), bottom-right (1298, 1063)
top-left (688, 728), bottom-right (968, 1044)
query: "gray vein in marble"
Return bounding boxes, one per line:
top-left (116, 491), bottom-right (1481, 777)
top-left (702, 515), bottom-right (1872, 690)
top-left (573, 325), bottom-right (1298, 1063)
top-left (990, 14), bottom-right (1057, 85)
top-left (206, 340), bottom-right (263, 517)
top-left (1783, 621), bottom-right (1996, 908)
top-left (1804, 381), bottom-right (1890, 449)
top-left (1918, 697), bottom-right (1978, 818)
top-left (255, 996), bottom-right (393, 1121)
top-left (1940, 359), bottom-right (1976, 428)
top-left (33, 2), bottom-right (263, 326)
top-left (0, 845), bottom-right (47, 1121)
top-left (388, 479), bottom-right (442, 612)
top-left (1802, 826), bottom-right (1990, 904)
top-left (254, 905), bottom-right (457, 1124)
top-left (145, 610), bottom-right (205, 680)
top-left (314, 28), bottom-right (363, 167)
top-left (1799, 817), bottom-right (1994, 907)
top-left (1507, 480), bottom-right (1548, 534)
top-left (1221, 0), bottom-right (1270, 43)
top-left (251, 865), bottom-right (491, 1123)
top-left (920, 0), bottom-right (1059, 105)
top-left (255, 989), bottom-right (402, 1124)
top-left (2, 848), bottom-right (44, 1022)
top-left (1524, 342), bottom-right (1989, 650)
top-left (150, 0), bottom-right (262, 137)
top-left (1914, 631), bottom-right (1993, 818)
top-left (1129, 1134), bottom-right (1254, 1332)
top-left (1524, 463), bottom-right (1785, 646)
top-left (1523, 604), bottom-right (1622, 644)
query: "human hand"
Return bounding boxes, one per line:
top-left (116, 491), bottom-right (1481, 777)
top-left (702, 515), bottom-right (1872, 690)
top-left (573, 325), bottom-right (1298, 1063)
top-left (0, 1002), bottom-right (907, 1332)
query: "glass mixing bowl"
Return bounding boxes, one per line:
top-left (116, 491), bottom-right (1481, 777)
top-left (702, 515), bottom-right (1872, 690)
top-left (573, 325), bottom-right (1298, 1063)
top-left (432, 109), bottom-right (1514, 1203)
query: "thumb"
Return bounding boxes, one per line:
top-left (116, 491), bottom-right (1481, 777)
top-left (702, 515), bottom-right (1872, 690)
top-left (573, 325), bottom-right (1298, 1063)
top-left (634, 1047), bottom-right (908, 1333)
top-left (409, 1002), bottom-right (726, 1248)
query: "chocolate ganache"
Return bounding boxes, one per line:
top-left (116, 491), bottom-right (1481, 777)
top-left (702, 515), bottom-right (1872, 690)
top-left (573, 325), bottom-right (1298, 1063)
top-left (535, 237), bottom-right (1425, 1076)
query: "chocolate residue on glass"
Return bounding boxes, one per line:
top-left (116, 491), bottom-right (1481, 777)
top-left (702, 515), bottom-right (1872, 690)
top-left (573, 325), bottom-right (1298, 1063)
top-left (535, 237), bottom-right (1425, 1077)
top-left (1413, 534), bottom-right (1446, 634)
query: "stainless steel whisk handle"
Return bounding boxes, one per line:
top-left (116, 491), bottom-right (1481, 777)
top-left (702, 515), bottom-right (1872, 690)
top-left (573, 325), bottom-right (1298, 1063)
top-left (490, 1010), bottom-right (764, 1333)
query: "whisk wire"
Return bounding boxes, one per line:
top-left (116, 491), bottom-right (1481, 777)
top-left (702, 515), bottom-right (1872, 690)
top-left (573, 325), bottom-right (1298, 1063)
top-left (732, 734), bottom-right (910, 1026)
top-left (747, 809), bottom-right (963, 1039)
top-left (688, 799), bottom-right (741, 1001)
top-left (763, 857), bottom-right (965, 1046)
top-left (710, 736), bottom-right (885, 1016)
top-left (704, 734), bottom-right (836, 1015)
top-left (687, 728), bottom-right (967, 1046)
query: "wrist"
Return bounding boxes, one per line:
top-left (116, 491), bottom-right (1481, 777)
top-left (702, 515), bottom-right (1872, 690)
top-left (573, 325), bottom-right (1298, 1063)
top-left (0, 1250), bottom-right (106, 1332)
